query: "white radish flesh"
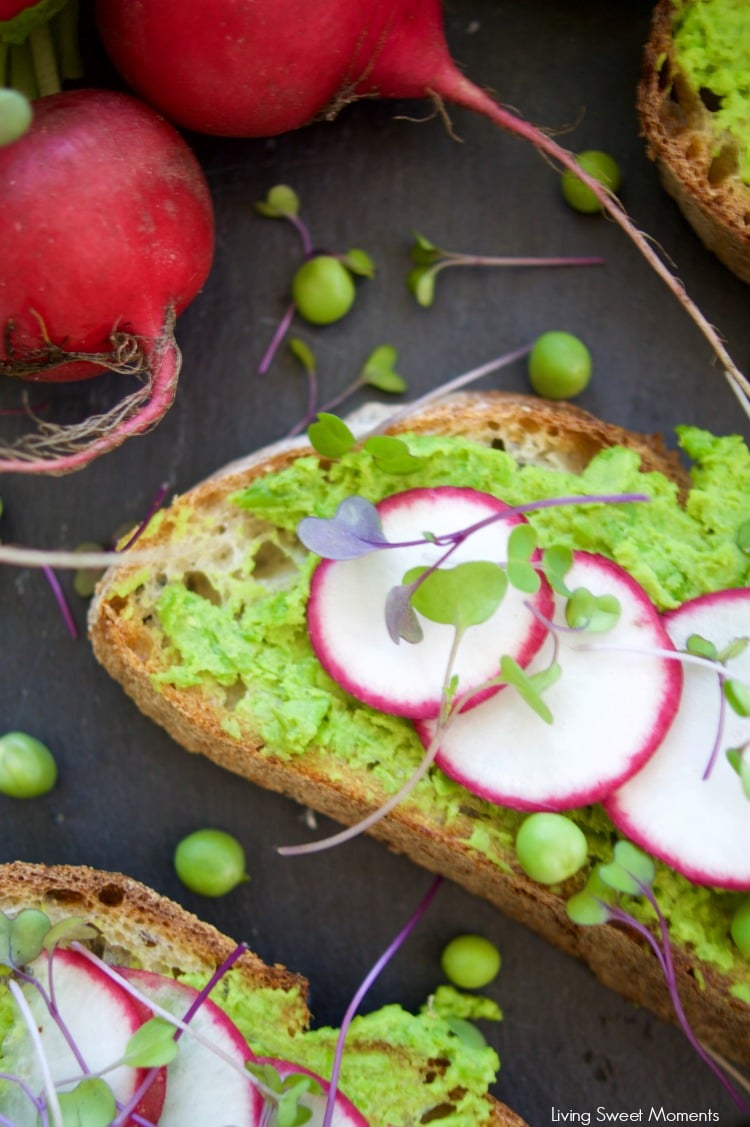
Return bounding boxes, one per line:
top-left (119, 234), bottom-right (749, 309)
top-left (6, 948), bottom-right (165, 1127)
top-left (606, 587), bottom-right (750, 890)
top-left (307, 486), bottom-right (553, 719)
top-left (257, 1057), bottom-right (370, 1127)
top-left (121, 967), bottom-right (263, 1126)
top-left (420, 553), bottom-right (682, 809)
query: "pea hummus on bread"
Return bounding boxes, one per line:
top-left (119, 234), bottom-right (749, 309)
top-left (88, 392), bottom-right (750, 1069)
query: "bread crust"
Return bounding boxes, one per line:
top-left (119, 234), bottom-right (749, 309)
top-left (0, 860), bottom-right (523, 1127)
top-left (88, 391), bottom-right (749, 1067)
top-left (638, 0), bottom-right (750, 283)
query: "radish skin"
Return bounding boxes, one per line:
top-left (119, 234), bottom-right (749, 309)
top-left (0, 88), bottom-right (214, 473)
top-left (94, 0), bottom-right (749, 411)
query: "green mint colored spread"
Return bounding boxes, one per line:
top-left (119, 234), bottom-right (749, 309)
top-left (148, 428), bottom-right (750, 992)
top-left (671, 0), bottom-right (750, 183)
top-left (179, 971), bottom-right (501, 1126)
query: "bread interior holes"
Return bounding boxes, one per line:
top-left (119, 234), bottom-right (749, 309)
top-left (707, 144), bottom-right (738, 185)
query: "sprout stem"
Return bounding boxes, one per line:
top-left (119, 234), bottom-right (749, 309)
top-left (42, 566), bottom-right (78, 639)
top-left (258, 301), bottom-right (296, 376)
top-left (322, 875), bottom-right (443, 1127)
top-left (8, 979), bottom-right (65, 1127)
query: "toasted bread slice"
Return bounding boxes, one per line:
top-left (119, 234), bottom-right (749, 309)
top-left (0, 860), bottom-right (522, 1127)
top-left (639, 0), bottom-right (750, 283)
top-left (88, 391), bottom-right (750, 1066)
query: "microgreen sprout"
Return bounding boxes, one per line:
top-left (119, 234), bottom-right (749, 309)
top-left (407, 231), bottom-right (604, 308)
top-left (566, 842), bottom-right (749, 1112)
top-left (287, 343), bottom-right (407, 438)
top-left (256, 185), bottom-right (374, 375)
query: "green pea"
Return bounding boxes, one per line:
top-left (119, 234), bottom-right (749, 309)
top-left (516, 812), bottom-right (588, 885)
top-left (0, 732), bottom-right (58, 798)
top-left (561, 150), bottom-right (621, 214)
top-left (0, 89), bottom-right (33, 148)
top-left (528, 331), bottom-right (592, 400)
top-left (731, 898), bottom-right (750, 957)
top-left (173, 829), bottom-right (248, 897)
top-left (440, 934), bottom-right (501, 990)
top-left (291, 255), bottom-right (356, 325)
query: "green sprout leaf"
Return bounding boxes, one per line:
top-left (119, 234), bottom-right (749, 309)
top-left (598, 841), bottom-right (655, 896)
top-left (727, 746), bottom-right (750, 799)
top-left (566, 868), bottom-right (617, 925)
top-left (58, 1077), bottom-right (117, 1127)
top-left (500, 655), bottom-right (559, 725)
top-left (43, 917), bottom-right (99, 952)
top-left (407, 266), bottom-right (437, 308)
top-left (363, 435), bottom-right (422, 474)
top-left (255, 184), bottom-right (300, 219)
top-left (361, 345), bottom-right (407, 394)
top-left (124, 1017), bottom-right (179, 1067)
top-left (685, 634), bottom-right (718, 661)
top-left (725, 678), bottom-right (750, 718)
top-left (565, 588), bottom-right (621, 633)
top-left (505, 559), bottom-right (540, 594)
top-left (542, 545), bottom-right (573, 596)
top-left (246, 1062), bottom-right (323, 1127)
top-left (737, 519), bottom-right (750, 556)
top-left (341, 248), bottom-right (375, 278)
top-left (507, 523), bottom-right (537, 562)
top-left (0, 909), bottom-right (50, 972)
top-left (289, 338), bottom-right (316, 375)
top-left (307, 413), bottom-right (355, 459)
top-left (404, 561), bottom-right (507, 630)
top-left (410, 232), bottom-right (440, 266)
top-left (717, 636), bottom-right (750, 664)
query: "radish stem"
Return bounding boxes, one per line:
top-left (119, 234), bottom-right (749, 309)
top-left (28, 23), bottom-right (61, 97)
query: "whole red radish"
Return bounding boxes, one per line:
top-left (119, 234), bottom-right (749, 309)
top-left (0, 88), bottom-right (214, 473)
top-left (93, 0), bottom-right (747, 408)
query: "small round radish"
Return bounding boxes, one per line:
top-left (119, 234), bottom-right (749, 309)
top-left (5, 948), bottom-right (166, 1127)
top-left (120, 967), bottom-right (263, 1126)
top-left (606, 588), bottom-right (750, 890)
top-left (255, 1057), bottom-right (369, 1127)
top-left (0, 88), bottom-right (214, 473)
top-left (307, 486), bottom-right (553, 719)
top-left (92, 0), bottom-right (744, 398)
top-left (419, 553), bottom-right (682, 810)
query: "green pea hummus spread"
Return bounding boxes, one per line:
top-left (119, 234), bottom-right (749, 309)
top-left (672, 0), bottom-right (750, 183)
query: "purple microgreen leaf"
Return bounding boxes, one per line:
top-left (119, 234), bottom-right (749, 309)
top-left (340, 248), bottom-right (375, 278)
top-left (361, 344), bottom-right (407, 394)
top-left (307, 412), bottom-right (355, 459)
top-left (404, 561), bottom-right (507, 629)
top-left (500, 654), bottom-right (554, 725)
top-left (298, 496), bottom-right (389, 560)
top-left (363, 434), bottom-right (422, 474)
top-left (385, 583), bottom-right (424, 644)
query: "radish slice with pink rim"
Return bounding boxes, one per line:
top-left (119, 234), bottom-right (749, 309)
top-left (307, 486), bottom-right (553, 719)
top-left (419, 552), bottom-right (683, 810)
top-left (255, 1058), bottom-right (369, 1127)
top-left (5, 948), bottom-right (166, 1127)
top-left (606, 587), bottom-right (750, 890)
top-left (120, 967), bottom-right (263, 1126)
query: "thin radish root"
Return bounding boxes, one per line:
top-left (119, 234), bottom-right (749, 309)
top-left (0, 325), bottom-right (181, 476)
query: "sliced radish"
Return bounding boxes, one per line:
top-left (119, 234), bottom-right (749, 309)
top-left (4, 948), bottom-right (165, 1127)
top-left (256, 1057), bottom-right (369, 1127)
top-left (120, 967), bottom-right (263, 1126)
top-left (419, 552), bottom-right (682, 810)
top-left (606, 587), bottom-right (750, 890)
top-left (307, 486), bottom-right (553, 719)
